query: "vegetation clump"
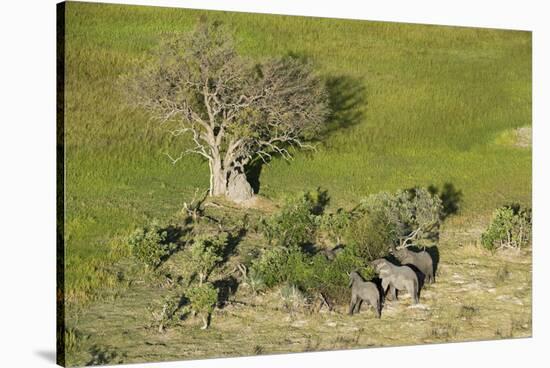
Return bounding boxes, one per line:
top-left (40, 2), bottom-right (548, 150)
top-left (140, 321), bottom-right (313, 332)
top-left (148, 294), bottom-right (180, 333)
top-left (184, 283), bottom-right (219, 329)
top-left (187, 232), bottom-right (228, 285)
top-left (261, 189), bottom-right (328, 247)
top-left (481, 204), bottom-right (531, 252)
top-left (128, 222), bottom-right (177, 269)
top-left (356, 188), bottom-right (443, 247)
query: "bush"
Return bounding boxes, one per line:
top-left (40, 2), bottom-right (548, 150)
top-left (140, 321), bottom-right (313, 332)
top-left (279, 284), bottom-right (309, 313)
top-left (481, 205), bottom-right (531, 252)
top-left (301, 249), bottom-right (374, 304)
top-left (345, 211), bottom-right (393, 262)
top-left (250, 246), bottom-right (293, 288)
top-left (251, 244), bottom-right (373, 304)
top-left (128, 222), bottom-right (177, 269)
top-left (261, 189), bottom-right (328, 247)
top-left (185, 283), bottom-right (218, 329)
top-left (148, 294), bottom-right (180, 333)
top-left (246, 268), bottom-right (267, 294)
top-left (357, 188), bottom-right (443, 246)
top-left (318, 208), bottom-right (351, 245)
top-left (187, 232), bottom-right (228, 285)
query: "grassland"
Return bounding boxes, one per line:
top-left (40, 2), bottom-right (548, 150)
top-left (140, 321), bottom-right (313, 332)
top-left (61, 1), bottom-right (531, 365)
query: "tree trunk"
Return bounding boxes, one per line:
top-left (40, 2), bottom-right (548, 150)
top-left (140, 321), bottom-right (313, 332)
top-left (209, 154), bottom-right (255, 203)
top-left (210, 156), bottom-right (227, 196)
top-left (226, 167), bottom-right (254, 203)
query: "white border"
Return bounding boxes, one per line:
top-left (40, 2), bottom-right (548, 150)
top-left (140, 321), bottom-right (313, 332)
top-left (0, 1), bottom-right (547, 367)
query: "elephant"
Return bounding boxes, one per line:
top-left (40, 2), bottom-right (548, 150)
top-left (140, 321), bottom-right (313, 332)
top-left (347, 271), bottom-right (381, 318)
top-left (392, 246), bottom-right (435, 283)
top-left (371, 258), bottom-right (419, 304)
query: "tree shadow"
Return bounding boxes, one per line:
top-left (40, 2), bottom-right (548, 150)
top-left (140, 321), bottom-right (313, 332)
top-left (243, 71), bottom-right (367, 195)
top-left (309, 187), bottom-right (330, 215)
top-left (428, 182), bottom-right (463, 220)
top-left (157, 223), bottom-right (192, 267)
top-left (222, 227), bottom-right (247, 263)
top-left (213, 275), bottom-right (240, 308)
top-left (86, 345), bottom-right (125, 366)
top-left (246, 158), bottom-right (264, 194)
top-left (323, 75), bottom-right (367, 136)
top-left (300, 242), bottom-right (319, 256)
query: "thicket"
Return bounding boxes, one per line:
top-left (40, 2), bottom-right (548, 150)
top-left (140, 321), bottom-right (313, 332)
top-left (134, 186), bottom-right (445, 326)
top-left (251, 188), bottom-right (442, 304)
top-left (128, 221), bottom-right (177, 269)
top-left (481, 204), bottom-right (531, 252)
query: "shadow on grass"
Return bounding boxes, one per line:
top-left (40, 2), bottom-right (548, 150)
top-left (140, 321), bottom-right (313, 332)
top-left (244, 73), bottom-right (367, 195)
top-left (324, 75), bottom-right (367, 136)
top-left (214, 275), bottom-right (240, 308)
top-left (156, 223), bottom-right (192, 269)
top-left (86, 345), bottom-right (125, 366)
top-left (428, 182), bottom-right (463, 220)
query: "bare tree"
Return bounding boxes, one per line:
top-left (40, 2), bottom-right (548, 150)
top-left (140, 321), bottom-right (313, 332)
top-left (122, 20), bottom-right (329, 202)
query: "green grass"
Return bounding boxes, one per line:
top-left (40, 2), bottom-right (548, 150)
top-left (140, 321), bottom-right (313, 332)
top-left (62, 1), bottom-right (530, 309)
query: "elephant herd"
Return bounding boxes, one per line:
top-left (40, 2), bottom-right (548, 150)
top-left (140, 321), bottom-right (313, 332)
top-left (347, 246), bottom-right (437, 317)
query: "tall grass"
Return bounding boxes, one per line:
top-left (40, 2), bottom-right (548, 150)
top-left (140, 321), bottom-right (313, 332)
top-left (62, 2), bottom-right (531, 303)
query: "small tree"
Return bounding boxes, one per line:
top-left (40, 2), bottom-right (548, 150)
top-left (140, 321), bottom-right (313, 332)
top-left (481, 205), bottom-right (531, 252)
top-left (357, 188), bottom-right (443, 249)
top-left (188, 233), bottom-right (227, 285)
top-left (123, 21), bottom-right (329, 202)
top-left (128, 222), bottom-right (177, 269)
top-left (185, 283), bottom-right (218, 329)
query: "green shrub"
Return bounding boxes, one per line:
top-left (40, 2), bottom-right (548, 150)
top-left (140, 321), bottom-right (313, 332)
top-left (185, 283), bottom-right (218, 329)
top-left (148, 294), bottom-right (180, 333)
top-left (345, 211), bottom-right (393, 262)
top-left (300, 249), bottom-right (374, 304)
top-left (250, 246), bottom-right (292, 288)
top-left (318, 208), bottom-right (351, 245)
top-left (251, 244), bottom-right (373, 304)
top-left (246, 268), bottom-right (267, 294)
top-left (357, 188), bottom-right (443, 246)
top-left (128, 221), bottom-right (177, 269)
top-left (187, 232), bottom-right (228, 285)
top-left (481, 205), bottom-right (531, 252)
top-left (262, 189), bottom-right (328, 247)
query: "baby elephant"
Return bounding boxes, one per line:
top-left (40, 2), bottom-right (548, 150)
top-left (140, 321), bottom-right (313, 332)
top-left (348, 271), bottom-right (381, 318)
top-left (393, 247), bottom-right (435, 283)
top-left (371, 259), bottom-right (419, 304)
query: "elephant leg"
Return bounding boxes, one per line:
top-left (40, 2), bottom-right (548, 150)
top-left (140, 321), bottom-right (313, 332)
top-left (349, 296), bottom-right (357, 315)
top-left (375, 300), bottom-right (381, 318)
top-left (382, 280), bottom-right (392, 301)
top-left (390, 285), bottom-right (397, 301)
top-left (354, 299), bottom-right (362, 314)
top-left (410, 285), bottom-right (419, 304)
